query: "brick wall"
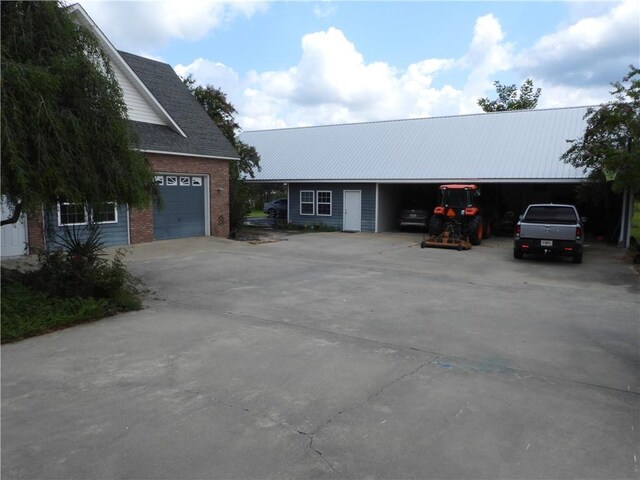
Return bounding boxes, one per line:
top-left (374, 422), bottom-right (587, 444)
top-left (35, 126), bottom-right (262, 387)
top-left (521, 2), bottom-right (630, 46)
top-left (128, 153), bottom-right (231, 244)
top-left (27, 210), bottom-right (45, 252)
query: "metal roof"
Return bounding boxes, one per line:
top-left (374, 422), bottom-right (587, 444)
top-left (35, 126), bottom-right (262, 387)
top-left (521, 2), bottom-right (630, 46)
top-left (239, 107), bottom-right (591, 183)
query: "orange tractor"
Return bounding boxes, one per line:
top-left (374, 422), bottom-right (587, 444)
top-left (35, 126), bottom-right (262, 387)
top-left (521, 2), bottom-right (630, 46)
top-left (420, 184), bottom-right (491, 250)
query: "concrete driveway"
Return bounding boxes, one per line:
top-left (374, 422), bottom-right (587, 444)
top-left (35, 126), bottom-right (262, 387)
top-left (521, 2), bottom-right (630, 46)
top-left (2, 233), bottom-right (639, 479)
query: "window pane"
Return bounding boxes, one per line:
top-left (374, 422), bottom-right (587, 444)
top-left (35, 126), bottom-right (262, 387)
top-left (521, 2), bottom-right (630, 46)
top-left (60, 203), bottom-right (86, 225)
top-left (93, 203), bottom-right (117, 223)
top-left (301, 191), bottom-right (314, 203)
top-left (317, 191), bottom-right (331, 216)
top-left (318, 191), bottom-right (331, 203)
top-left (301, 203), bottom-right (314, 214)
top-left (317, 203), bottom-right (331, 215)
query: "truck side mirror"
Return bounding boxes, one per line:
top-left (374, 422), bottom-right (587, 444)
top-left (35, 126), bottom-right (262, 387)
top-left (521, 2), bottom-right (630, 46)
top-left (581, 216), bottom-right (588, 223)
top-left (518, 214), bottom-right (524, 221)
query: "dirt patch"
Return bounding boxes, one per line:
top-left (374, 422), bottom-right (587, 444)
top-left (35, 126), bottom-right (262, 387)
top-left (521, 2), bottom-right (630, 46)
top-left (230, 228), bottom-right (296, 244)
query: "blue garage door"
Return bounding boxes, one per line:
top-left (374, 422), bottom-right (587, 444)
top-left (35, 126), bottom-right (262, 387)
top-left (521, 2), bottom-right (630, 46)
top-left (153, 175), bottom-right (206, 240)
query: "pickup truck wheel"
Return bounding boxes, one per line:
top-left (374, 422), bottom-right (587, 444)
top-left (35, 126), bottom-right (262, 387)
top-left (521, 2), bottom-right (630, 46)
top-left (429, 216), bottom-right (444, 236)
top-left (513, 248), bottom-right (524, 259)
top-left (572, 251), bottom-right (583, 264)
top-left (469, 216), bottom-right (482, 245)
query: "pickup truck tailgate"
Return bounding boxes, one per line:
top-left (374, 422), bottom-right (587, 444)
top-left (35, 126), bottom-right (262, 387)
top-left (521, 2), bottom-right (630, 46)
top-left (520, 223), bottom-right (577, 240)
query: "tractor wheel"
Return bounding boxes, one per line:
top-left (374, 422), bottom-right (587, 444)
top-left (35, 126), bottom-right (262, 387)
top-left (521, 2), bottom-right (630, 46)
top-left (428, 215), bottom-right (444, 236)
top-left (469, 216), bottom-right (483, 245)
top-left (483, 220), bottom-right (492, 239)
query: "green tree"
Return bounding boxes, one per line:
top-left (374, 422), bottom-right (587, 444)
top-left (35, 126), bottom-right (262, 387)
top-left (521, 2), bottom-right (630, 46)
top-left (183, 75), bottom-right (261, 231)
top-left (478, 78), bottom-right (541, 112)
top-left (562, 66), bottom-right (640, 194)
top-left (1, 1), bottom-right (156, 226)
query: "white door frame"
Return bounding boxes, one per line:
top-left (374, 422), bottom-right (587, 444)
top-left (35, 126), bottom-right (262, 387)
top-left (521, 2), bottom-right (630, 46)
top-left (1, 197), bottom-right (28, 257)
top-left (343, 190), bottom-right (362, 232)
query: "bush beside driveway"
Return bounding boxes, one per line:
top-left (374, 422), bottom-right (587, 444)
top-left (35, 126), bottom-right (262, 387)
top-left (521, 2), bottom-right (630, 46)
top-left (2, 233), bottom-right (638, 479)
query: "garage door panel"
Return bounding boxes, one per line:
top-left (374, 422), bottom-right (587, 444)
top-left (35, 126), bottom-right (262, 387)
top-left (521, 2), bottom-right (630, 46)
top-left (153, 176), bottom-right (206, 240)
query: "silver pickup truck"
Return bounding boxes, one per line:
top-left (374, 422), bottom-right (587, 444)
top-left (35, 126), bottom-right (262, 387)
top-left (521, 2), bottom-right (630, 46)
top-left (514, 204), bottom-right (585, 263)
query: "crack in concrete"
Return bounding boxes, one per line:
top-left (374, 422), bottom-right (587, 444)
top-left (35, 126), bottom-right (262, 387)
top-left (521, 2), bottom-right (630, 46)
top-left (178, 388), bottom-right (343, 476)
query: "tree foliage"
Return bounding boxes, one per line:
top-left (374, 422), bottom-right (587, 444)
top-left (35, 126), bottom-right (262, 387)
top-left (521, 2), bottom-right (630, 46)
top-left (478, 79), bottom-right (541, 112)
top-left (1, 1), bottom-right (156, 225)
top-left (562, 66), bottom-right (640, 194)
top-left (183, 75), bottom-right (261, 231)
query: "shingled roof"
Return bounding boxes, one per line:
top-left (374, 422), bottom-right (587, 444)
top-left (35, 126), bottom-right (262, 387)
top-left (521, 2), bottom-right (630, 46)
top-left (119, 51), bottom-right (239, 160)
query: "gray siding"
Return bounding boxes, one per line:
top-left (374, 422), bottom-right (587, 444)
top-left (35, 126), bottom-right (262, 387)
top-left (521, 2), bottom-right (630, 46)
top-left (288, 183), bottom-right (376, 232)
top-left (45, 204), bottom-right (129, 250)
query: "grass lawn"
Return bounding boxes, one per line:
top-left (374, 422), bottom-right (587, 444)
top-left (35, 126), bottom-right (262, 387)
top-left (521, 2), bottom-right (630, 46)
top-left (247, 209), bottom-right (267, 218)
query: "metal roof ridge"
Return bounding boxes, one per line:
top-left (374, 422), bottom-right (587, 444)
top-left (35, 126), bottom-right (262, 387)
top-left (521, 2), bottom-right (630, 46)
top-left (242, 105), bottom-right (595, 134)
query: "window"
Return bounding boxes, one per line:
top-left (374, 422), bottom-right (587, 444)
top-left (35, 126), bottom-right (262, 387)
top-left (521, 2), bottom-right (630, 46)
top-left (317, 191), bottom-right (332, 216)
top-left (179, 176), bottom-right (190, 186)
top-left (154, 175), bottom-right (164, 185)
top-left (166, 176), bottom-right (177, 186)
top-left (300, 191), bottom-right (314, 215)
top-left (58, 203), bottom-right (87, 226)
top-left (191, 177), bottom-right (203, 187)
top-left (92, 202), bottom-right (118, 224)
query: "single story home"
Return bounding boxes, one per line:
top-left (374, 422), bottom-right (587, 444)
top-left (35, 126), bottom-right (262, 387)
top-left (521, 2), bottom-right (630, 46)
top-left (0, 4), bottom-right (238, 258)
top-left (240, 107), bottom-right (633, 245)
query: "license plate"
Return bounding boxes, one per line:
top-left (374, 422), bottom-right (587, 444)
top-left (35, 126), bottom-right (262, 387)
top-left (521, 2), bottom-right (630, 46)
top-left (541, 240), bottom-right (553, 246)
top-left (409, 214), bottom-right (416, 218)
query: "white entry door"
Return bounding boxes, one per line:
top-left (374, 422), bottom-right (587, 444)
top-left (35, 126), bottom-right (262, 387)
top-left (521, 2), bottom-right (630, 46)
top-left (1, 198), bottom-right (27, 257)
top-left (343, 190), bottom-right (362, 232)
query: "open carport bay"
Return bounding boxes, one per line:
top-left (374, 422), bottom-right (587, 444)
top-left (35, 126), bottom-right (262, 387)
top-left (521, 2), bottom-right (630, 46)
top-left (376, 183), bottom-right (623, 238)
top-left (2, 233), bottom-right (638, 479)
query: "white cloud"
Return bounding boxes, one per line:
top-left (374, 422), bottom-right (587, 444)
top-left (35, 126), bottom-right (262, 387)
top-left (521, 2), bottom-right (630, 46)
top-left (313, 2), bottom-right (337, 18)
top-left (458, 14), bottom-right (513, 114)
top-left (175, 1), bottom-right (630, 130)
top-left (174, 58), bottom-right (241, 98)
top-left (230, 27), bottom-right (461, 128)
top-left (81, 0), bottom-right (268, 52)
top-left (515, 0), bottom-right (639, 86)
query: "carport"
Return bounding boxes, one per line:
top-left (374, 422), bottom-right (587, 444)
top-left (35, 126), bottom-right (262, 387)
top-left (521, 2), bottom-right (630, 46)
top-left (376, 181), bottom-right (622, 238)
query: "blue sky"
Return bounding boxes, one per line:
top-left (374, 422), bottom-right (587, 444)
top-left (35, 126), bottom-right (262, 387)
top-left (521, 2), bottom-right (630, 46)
top-left (82, 1), bottom-right (639, 130)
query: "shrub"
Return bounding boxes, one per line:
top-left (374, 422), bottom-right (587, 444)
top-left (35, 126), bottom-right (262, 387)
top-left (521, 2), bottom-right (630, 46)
top-left (28, 225), bottom-right (141, 302)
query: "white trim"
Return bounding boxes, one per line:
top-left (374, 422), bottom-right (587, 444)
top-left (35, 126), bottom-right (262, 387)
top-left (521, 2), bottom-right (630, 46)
top-left (300, 190), bottom-right (315, 216)
top-left (248, 178), bottom-right (587, 184)
top-left (140, 149), bottom-right (240, 161)
top-left (316, 190), bottom-right (332, 216)
top-left (92, 202), bottom-right (118, 225)
top-left (68, 5), bottom-right (187, 138)
top-left (204, 174), bottom-right (211, 236)
top-left (58, 202), bottom-right (88, 227)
